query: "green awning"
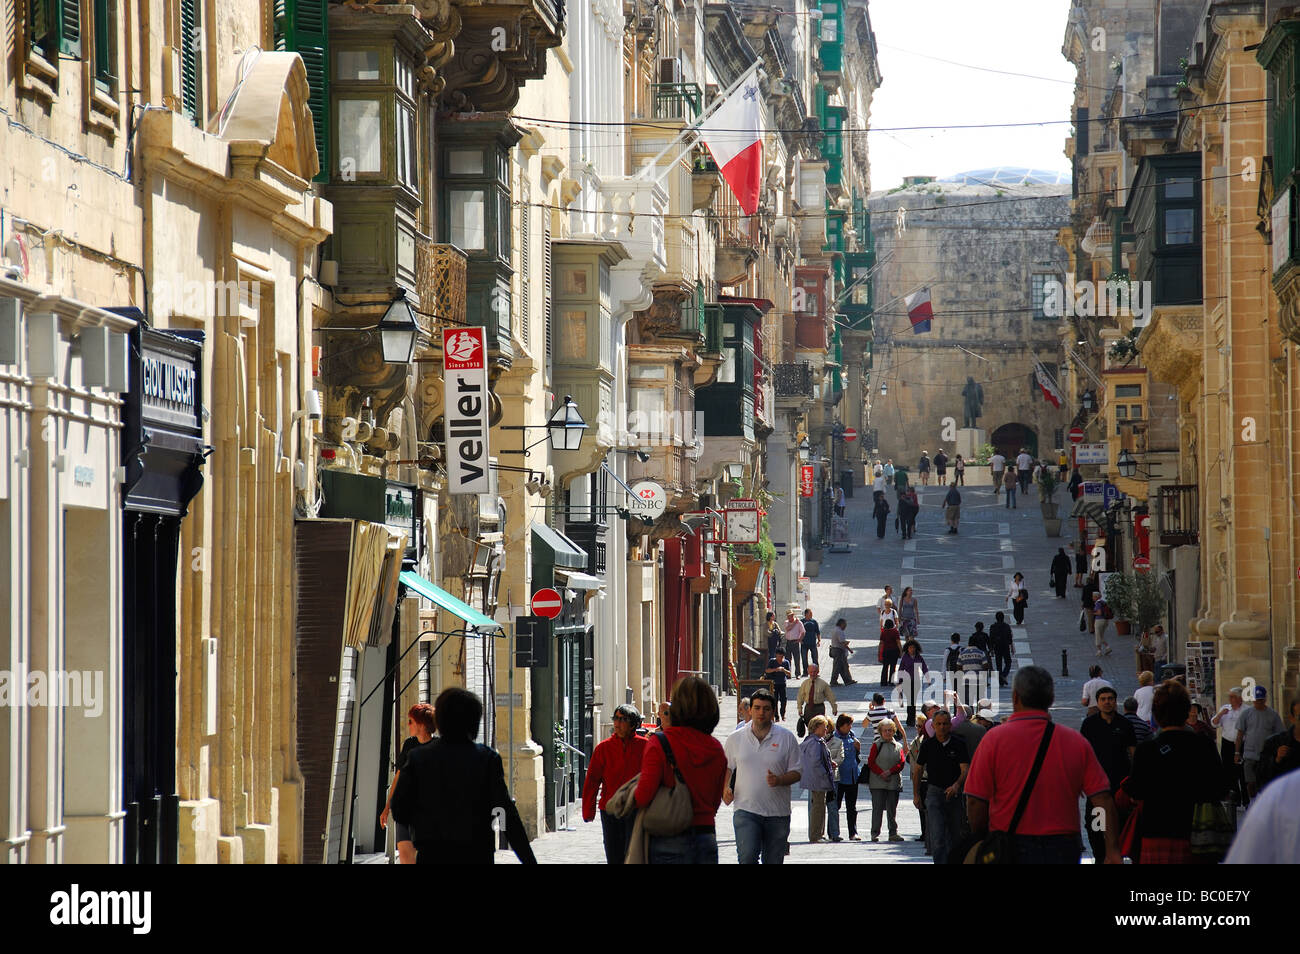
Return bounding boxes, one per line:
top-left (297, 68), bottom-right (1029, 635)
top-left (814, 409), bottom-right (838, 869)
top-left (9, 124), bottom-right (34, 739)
top-left (399, 571), bottom-right (502, 631)
top-left (532, 524), bottom-right (588, 570)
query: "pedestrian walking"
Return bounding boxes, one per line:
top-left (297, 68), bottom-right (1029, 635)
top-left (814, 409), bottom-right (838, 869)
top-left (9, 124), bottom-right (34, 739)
top-left (884, 459), bottom-right (895, 483)
top-left (989, 450), bottom-right (1006, 496)
top-left (872, 490), bottom-right (890, 539)
top-left (1067, 467), bottom-right (1083, 500)
top-left (795, 609), bottom-right (820, 674)
top-left (1002, 465), bottom-right (1018, 508)
top-left (764, 611), bottom-right (783, 659)
top-left (866, 720), bottom-right (908, 841)
top-left (934, 449), bottom-right (949, 485)
top-left (1080, 686), bottom-right (1136, 863)
top-left (918, 451), bottom-right (931, 487)
top-left (879, 598), bottom-right (899, 634)
top-left (390, 687), bottom-right (536, 864)
top-left (908, 713), bottom-right (930, 847)
top-left (1211, 687), bottom-right (1249, 808)
top-left (898, 640), bottom-right (928, 727)
top-left (1123, 697), bottom-right (1153, 745)
top-left (1007, 572), bottom-right (1028, 625)
top-left (764, 650), bottom-right (792, 721)
top-left (582, 704), bottom-right (649, 864)
top-left (865, 692), bottom-right (908, 742)
top-left (1236, 687), bottom-right (1285, 800)
top-left (957, 637), bottom-right (992, 709)
top-left (831, 714), bottom-right (862, 841)
top-left (1121, 680), bottom-right (1228, 864)
top-left (1080, 665), bottom-right (1113, 713)
top-left (1092, 590), bottom-right (1113, 656)
top-left (1050, 548), bottom-right (1071, 599)
top-left (943, 633), bottom-right (962, 676)
top-left (834, 484), bottom-right (846, 517)
top-left (964, 667), bottom-right (1119, 864)
top-left (989, 612), bottom-right (1014, 687)
top-left (800, 716), bottom-right (839, 842)
top-left (1073, 542), bottom-right (1087, 588)
top-left (943, 482), bottom-right (962, 533)
top-left (1187, 702), bottom-right (1216, 742)
top-left (1057, 449), bottom-right (1069, 482)
top-left (969, 621), bottom-right (990, 655)
top-left (784, 608), bottom-right (806, 678)
top-left (899, 486), bottom-right (919, 539)
top-left (1133, 671), bottom-right (1155, 725)
top-left (380, 703), bottom-right (436, 865)
top-left (1256, 699), bottom-right (1300, 792)
top-left (875, 585), bottom-right (895, 615)
top-left (913, 710), bottom-right (968, 864)
top-left (827, 618), bottom-right (855, 686)
top-left (898, 586), bottom-right (920, 643)
top-left (879, 619), bottom-right (902, 686)
top-left (723, 688), bottom-right (802, 864)
top-left (797, 664), bottom-right (838, 727)
top-left (954, 454), bottom-right (966, 486)
top-left (632, 676), bottom-right (727, 864)
top-left (1016, 448), bottom-right (1034, 495)
top-left (737, 697), bottom-right (752, 729)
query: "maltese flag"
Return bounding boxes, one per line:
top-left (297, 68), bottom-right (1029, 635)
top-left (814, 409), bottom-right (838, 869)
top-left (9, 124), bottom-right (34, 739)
top-left (698, 71), bottom-right (764, 215)
top-left (1034, 361), bottom-right (1064, 408)
top-left (905, 287), bottom-right (933, 334)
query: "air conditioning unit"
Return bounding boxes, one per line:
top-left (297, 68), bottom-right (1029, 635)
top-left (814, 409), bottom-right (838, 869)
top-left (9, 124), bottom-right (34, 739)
top-left (658, 56), bottom-right (682, 85)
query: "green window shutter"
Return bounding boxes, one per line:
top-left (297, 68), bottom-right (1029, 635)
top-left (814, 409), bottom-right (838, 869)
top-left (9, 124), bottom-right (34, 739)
top-left (275, 0), bottom-right (330, 183)
top-left (29, 0), bottom-right (57, 56)
top-left (58, 0), bottom-right (81, 57)
top-left (179, 0), bottom-right (199, 120)
top-left (93, 0), bottom-right (113, 83)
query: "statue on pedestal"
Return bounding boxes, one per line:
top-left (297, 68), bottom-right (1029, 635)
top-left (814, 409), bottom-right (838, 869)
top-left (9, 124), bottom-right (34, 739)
top-left (962, 376), bottom-right (984, 429)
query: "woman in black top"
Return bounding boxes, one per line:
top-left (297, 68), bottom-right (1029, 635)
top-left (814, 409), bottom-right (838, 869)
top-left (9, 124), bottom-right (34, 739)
top-left (872, 491), bottom-right (891, 539)
top-left (381, 702), bottom-right (435, 863)
top-left (1122, 681), bottom-right (1227, 864)
top-left (765, 611), bottom-right (783, 658)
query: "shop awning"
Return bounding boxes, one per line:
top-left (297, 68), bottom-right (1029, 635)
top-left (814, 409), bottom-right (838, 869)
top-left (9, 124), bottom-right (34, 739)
top-left (1069, 499), bottom-right (1106, 528)
top-left (398, 571), bottom-right (502, 631)
top-left (532, 524), bottom-right (589, 570)
top-left (556, 569), bottom-right (604, 590)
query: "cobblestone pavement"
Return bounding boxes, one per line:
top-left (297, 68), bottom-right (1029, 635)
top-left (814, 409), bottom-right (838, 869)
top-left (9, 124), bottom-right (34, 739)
top-left (487, 478), bottom-right (1137, 864)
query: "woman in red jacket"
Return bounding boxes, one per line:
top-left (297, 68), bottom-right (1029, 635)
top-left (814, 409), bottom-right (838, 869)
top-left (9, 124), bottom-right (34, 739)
top-left (582, 703), bottom-right (648, 864)
top-left (634, 675), bottom-right (728, 864)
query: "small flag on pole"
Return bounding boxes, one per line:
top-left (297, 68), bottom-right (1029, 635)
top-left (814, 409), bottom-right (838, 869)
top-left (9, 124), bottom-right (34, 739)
top-left (1034, 361), bottom-right (1064, 408)
top-left (697, 71), bottom-right (764, 216)
top-left (905, 288), bottom-right (933, 334)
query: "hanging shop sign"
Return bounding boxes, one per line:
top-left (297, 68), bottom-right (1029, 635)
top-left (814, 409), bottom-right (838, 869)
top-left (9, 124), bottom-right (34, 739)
top-left (443, 327), bottom-right (490, 494)
top-left (799, 465), bottom-right (815, 497)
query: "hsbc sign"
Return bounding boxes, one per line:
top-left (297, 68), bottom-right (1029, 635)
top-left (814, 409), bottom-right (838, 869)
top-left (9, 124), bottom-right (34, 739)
top-left (443, 327), bottom-right (491, 494)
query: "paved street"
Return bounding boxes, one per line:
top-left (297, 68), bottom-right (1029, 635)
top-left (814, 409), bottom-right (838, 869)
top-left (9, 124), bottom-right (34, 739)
top-left (494, 479), bottom-right (1138, 863)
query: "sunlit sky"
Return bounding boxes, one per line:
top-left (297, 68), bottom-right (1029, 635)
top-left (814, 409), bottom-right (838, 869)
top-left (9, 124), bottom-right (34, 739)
top-left (864, 0), bottom-right (1076, 192)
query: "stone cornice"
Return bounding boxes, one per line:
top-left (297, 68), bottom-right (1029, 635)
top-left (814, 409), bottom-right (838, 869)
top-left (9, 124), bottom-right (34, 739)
top-left (1137, 305), bottom-right (1203, 389)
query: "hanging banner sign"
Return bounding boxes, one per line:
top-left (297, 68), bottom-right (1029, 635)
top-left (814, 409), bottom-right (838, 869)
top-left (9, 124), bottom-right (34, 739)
top-left (443, 327), bottom-right (490, 494)
top-left (799, 465), bottom-right (815, 497)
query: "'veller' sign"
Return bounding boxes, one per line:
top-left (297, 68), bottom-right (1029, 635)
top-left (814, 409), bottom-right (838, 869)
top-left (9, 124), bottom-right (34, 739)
top-left (443, 327), bottom-right (490, 494)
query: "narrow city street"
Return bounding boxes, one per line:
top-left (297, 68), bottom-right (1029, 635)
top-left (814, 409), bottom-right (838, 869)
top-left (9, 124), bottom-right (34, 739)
top-left (498, 477), bottom-right (1115, 863)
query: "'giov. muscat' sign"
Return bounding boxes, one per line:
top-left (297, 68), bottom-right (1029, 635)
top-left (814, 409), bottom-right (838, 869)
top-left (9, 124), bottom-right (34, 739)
top-left (443, 327), bottom-right (490, 494)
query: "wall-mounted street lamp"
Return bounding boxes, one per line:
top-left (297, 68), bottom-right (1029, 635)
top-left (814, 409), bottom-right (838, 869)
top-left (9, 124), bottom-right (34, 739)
top-left (377, 294), bottom-right (419, 364)
top-left (880, 381), bottom-right (888, 396)
top-left (798, 438), bottom-right (812, 462)
top-left (1081, 389), bottom-right (1096, 413)
top-left (501, 394), bottom-right (588, 456)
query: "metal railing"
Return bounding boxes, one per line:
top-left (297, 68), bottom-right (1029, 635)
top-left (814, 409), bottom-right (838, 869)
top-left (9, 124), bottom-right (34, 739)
top-left (652, 83), bottom-right (702, 121)
top-left (773, 362), bottom-right (814, 398)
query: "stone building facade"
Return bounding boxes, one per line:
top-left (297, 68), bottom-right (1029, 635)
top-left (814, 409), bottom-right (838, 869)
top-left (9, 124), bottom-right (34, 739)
top-left (867, 176), bottom-right (1071, 471)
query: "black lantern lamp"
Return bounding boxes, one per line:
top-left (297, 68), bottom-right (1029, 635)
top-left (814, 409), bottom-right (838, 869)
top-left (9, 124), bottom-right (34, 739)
top-left (378, 293), bottom-right (418, 364)
top-left (548, 395), bottom-right (587, 451)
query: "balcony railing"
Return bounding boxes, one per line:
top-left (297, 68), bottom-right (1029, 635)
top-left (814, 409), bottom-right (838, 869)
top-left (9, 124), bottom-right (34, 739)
top-left (773, 362), bottom-right (815, 399)
top-left (1156, 484), bottom-right (1198, 547)
top-left (417, 240), bottom-right (469, 326)
top-left (652, 83), bottom-right (702, 121)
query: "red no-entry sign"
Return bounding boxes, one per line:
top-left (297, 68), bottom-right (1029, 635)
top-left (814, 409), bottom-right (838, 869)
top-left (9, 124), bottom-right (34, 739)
top-left (843, 427), bottom-right (858, 442)
top-left (531, 587), bottom-right (563, 619)
top-left (1068, 426), bottom-right (1085, 445)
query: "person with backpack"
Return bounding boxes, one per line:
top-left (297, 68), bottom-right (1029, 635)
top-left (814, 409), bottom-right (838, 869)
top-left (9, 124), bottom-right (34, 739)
top-left (943, 481), bottom-right (962, 533)
top-left (918, 451), bottom-right (931, 487)
top-left (1092, 590), bottom-right (1114, 657)
top-left (944, 633), bottom-right (962, 676)
top-left (934, 449), bottom-right (949, 485)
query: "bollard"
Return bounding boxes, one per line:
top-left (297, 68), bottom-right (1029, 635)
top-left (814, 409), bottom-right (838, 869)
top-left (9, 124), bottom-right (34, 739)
top-left (1062, 648), bottom-right (1069, 678)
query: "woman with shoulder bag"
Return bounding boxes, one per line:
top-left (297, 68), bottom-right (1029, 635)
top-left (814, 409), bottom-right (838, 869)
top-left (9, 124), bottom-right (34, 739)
top-left (632, 675), bottom-right (728, 863)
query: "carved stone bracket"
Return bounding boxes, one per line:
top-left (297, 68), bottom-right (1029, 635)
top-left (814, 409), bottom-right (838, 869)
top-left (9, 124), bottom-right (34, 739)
top-left (635, 284), bottom-right (691, 341)
top-left (438, 2), bottom-right (563, 112)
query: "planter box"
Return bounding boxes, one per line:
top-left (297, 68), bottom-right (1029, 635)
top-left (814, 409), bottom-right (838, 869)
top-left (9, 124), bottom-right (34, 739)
top-left (1043, 517), bottom-right (1062, 537)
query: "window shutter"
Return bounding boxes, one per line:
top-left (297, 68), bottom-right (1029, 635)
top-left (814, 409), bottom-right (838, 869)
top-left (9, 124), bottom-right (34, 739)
top-left (29, 0), bottom-right (56, 54)
top-left (521, 182), bottom-right (531, 349)
top-left (544, 218), bottom-right (553, 380)
top-left (93, 0), bottom-right (114, 83)
top-left (275, 0), bottom-right (330, 183)
top-left (57, 0), bottom-right (81, 56)
top-left (179, 0), bottom-right (199, 120)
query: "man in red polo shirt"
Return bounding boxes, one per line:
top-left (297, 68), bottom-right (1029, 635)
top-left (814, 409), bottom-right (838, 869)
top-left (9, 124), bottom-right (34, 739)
top-left (965, 666), bottom-right (1121, 864)
top-left (582, 704), bottom-right (649, 864)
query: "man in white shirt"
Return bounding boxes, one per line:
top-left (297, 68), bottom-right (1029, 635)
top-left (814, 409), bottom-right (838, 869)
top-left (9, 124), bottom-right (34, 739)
top-left (1080, 665), bottom-right (1113, 714)
top-left (875, 585), bottom-right (894, 616)
top-left (989, 452), bottom-right (1006, 496)
top-left (1132, 670), bottom-right (1155, 724)
top-left (1015, 449), bottom-right (1034, 494)
top-left (724, 688), bottom-right (802, 864)
top-left (1212, 687), bottom-right (1249, 807)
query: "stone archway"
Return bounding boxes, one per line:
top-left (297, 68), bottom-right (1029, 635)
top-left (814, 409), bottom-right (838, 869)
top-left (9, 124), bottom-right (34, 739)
top-left (991, 422), bottom-right (1037, 461)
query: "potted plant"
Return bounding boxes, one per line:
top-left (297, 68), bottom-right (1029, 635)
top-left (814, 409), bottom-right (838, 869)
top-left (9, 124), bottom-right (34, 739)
top-left (1129, 568), bottom-right (1167, 639)
top-left (1103, 572), bottom-right (1136, 637)
top-left (1037, 468), bottom-right (1061, 535)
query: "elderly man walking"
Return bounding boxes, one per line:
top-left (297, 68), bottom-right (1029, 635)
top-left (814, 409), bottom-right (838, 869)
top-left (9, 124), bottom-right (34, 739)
top-left (784, 609), bottom-right (806, 678)
top-left (797, 664), bottom-right (838, 728)
top-left (964, 666), bottom-right (1120, 864)
top-left (1212, 687), bottom-right (1249, 807)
